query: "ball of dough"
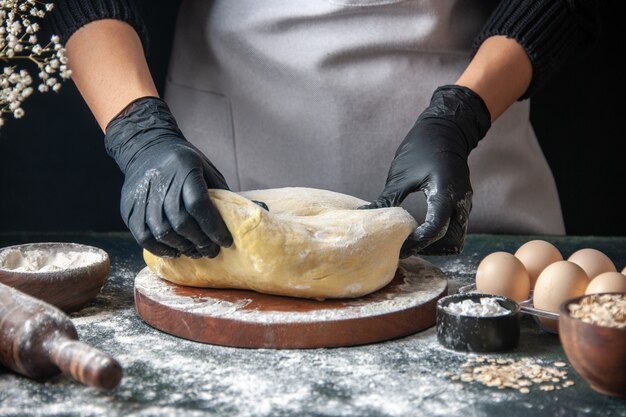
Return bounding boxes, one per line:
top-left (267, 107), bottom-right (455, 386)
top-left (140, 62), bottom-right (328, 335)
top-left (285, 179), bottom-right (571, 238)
top-left (144, 188), bottom-right (417, 299)
top-left (475, 252), bottom-right (530, 302)
top-left (514, 240), bottom-right (562, 289)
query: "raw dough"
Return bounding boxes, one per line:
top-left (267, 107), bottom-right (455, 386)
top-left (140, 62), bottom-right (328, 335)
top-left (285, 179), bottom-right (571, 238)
top-left (144, 188), bottom-right (417, 299)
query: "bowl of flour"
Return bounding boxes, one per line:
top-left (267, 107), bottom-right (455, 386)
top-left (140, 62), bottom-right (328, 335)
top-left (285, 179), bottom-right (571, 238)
top-left (436, 293), bottom-right (520, 352)
top-left (0, 242), bottom-right (110, 312)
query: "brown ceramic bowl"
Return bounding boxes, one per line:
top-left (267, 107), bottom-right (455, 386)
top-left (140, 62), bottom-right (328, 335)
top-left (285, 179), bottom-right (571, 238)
top-left (0, 242), bottom-right (110, 312)
top-left (559, 293), bottom-right (626, 398)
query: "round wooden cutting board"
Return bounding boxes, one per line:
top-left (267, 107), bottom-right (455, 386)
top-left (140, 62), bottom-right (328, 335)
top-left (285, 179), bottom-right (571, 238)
top-left (134, 257), bottom-right (447, 349)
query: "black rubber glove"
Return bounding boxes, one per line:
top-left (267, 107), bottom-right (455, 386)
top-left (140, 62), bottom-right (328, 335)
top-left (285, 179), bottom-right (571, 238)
top-left (362, 85), bottom-right (491, 256)
top-left (105, 97), bottom-right (233, 259)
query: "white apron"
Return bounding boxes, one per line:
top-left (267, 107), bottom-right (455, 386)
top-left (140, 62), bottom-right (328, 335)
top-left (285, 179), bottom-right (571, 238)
top-left (165, 0), bottom-right (565, 235)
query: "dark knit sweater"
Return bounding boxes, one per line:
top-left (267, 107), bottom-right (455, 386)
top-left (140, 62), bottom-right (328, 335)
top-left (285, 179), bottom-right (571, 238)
top-left (48, 0), bottom-right (599, 99)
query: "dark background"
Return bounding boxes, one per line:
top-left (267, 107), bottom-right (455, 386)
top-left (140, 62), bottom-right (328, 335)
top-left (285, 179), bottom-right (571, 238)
top-left (0, 1), bottom-right (624, 236)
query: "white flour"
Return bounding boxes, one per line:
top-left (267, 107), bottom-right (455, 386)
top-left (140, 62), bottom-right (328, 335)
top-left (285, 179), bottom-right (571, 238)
top-left (0, 248), bottom-right (103, 272)
top-left (0, 237), bottom-right (624, 417)
top-left (444, 298), bottom-right (511, 317)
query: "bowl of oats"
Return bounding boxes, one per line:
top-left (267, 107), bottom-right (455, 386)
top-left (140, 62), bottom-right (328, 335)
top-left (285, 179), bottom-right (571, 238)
top-left (559, 292), bottom-right (626, 397)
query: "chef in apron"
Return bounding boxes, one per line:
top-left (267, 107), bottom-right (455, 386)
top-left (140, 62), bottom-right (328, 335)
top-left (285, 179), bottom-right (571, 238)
top-left (51, 0), bottom-right (597, 258)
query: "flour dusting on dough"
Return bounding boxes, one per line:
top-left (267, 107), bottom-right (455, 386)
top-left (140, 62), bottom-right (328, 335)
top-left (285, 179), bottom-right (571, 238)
top-left (144, 188), bottom-right (417, 299)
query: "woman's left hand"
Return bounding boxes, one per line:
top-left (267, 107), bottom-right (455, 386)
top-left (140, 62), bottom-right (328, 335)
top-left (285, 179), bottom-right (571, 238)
top-left (361, 85), bottom-right (491, 256)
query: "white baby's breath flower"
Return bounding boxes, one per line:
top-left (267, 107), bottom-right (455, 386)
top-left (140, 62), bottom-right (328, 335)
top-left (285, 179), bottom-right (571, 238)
top-left (1, 0), bottom-right (71, 126)
top-left (21, 86), bottom-right (33, 97)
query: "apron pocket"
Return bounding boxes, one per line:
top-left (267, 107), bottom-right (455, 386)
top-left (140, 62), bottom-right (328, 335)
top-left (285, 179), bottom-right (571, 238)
top-left (164, 79), bottom-right (240, 190)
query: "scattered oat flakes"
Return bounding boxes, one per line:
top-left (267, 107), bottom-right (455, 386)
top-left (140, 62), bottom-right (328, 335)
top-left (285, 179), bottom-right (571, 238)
top-left (444, 357), bottom-right (574, 393)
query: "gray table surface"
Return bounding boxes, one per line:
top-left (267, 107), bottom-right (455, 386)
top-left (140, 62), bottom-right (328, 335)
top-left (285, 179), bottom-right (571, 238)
top-left (0, 233), bottom-right (624, 417)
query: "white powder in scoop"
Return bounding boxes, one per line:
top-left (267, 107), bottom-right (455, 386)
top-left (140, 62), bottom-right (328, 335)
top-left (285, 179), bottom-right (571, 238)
top-left (445, 297), bottom-right (511, 317)
top-left (0, 249), bottom-right (102, 273)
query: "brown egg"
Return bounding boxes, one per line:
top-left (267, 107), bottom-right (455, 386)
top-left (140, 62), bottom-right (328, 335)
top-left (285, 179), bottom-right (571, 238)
top-left (534, 261), bottom-right (588, 331)
top-left (475, 252), bottom-right (530, 302)
top-left (585, 272), bottom-right (626, 295)
top-left (514, 240), bottom-right (562, 289)
top-left (568, 248), bottom-right (616, 280)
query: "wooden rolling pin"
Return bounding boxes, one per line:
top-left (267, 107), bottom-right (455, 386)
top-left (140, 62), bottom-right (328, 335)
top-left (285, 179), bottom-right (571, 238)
top-left (0, 282), bottom-right (122, 389)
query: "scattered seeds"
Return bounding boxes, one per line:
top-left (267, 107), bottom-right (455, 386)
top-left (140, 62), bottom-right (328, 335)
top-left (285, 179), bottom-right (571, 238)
top-left (443, 358), bottom-right (574, 393)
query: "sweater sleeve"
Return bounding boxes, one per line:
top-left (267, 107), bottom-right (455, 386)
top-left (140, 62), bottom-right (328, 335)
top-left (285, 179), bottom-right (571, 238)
top-left (47, 0), bottom-right (148, 50)
top-left (472, 0), bottom-right (600, 100)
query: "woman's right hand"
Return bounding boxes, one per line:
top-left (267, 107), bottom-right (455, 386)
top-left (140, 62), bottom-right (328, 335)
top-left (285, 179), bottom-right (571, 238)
top-left (105, 97), bottom-right (233, 259)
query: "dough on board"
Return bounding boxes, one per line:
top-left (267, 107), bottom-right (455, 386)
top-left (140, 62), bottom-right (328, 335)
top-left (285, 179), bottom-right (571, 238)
top-left (144, 188), bottom-right (417, 299)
